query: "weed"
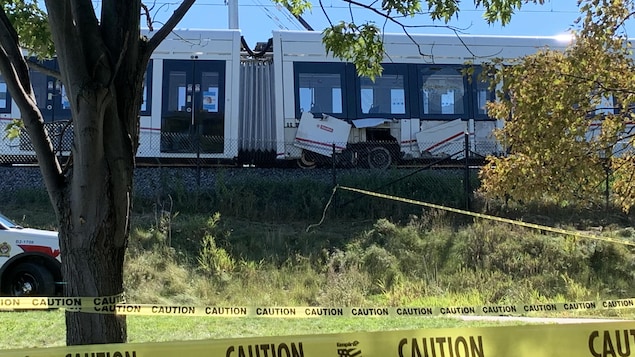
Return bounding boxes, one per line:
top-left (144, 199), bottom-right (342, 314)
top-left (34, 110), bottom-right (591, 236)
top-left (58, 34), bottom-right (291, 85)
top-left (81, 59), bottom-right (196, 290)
top-left (2, 172), bottom-right (635, 313)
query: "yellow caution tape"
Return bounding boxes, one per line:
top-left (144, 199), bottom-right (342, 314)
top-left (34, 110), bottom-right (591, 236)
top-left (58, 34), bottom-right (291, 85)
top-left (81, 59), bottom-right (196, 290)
top-left (3, 320), bottom-right (634, 357)
top-left (337, 185), bottom-right (635, 247)
top-left (0, 294), bottom-right (125, 309)
top-left (73, 299), bottom-right (635, 316)
top-left (2, 297), bottom-right (634, 316)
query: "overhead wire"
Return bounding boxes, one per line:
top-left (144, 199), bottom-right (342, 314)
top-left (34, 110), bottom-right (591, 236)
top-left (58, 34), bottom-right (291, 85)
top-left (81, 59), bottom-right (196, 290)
top-left (91, 0), bottom-right (584, 36)
top-left (250, 0), bottom-right (289, 30)
top-left (92, 0), bottom-right (581, 15)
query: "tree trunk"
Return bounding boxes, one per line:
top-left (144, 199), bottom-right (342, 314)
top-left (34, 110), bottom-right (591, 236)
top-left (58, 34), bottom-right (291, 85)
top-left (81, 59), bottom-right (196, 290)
top-left (61, 222), bottom-right (127, 345)
top-left (58, 160), bottom-right (131, 345)
top-left (56, 90), bottom-right (131, 345)
top-left (0, 0), bottom-right (194, 345)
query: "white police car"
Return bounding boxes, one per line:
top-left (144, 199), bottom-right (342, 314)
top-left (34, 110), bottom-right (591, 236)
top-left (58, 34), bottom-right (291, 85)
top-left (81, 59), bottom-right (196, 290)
top-left (0, 213), bottom-right (61, 296)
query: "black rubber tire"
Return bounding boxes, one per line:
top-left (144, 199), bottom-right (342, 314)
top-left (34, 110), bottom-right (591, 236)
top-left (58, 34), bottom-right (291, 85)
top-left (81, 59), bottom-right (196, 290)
top-left (3, 262), bottom-right (56, 297)
top-left (367, 146), bottom-right (392, 170)
top-left (297, 150), bottom-right (317, 169)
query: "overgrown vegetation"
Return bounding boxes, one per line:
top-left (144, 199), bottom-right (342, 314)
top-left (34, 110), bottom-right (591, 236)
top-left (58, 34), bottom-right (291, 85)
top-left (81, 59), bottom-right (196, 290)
top-left (3, 169), bottom-right (635, 317)
top-left (124, 210), bottom-right (635, 314)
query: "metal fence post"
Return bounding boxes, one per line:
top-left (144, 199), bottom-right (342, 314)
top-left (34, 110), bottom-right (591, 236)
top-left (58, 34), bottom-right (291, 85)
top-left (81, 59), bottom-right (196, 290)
top-left (332, 143), bottom-right (338, 212)
top-left (464, 132), bottom-right (471, 211)
top-left (604, 160), bottom-right (610, 211)
top-left (332, 143), bottom-right (337, 188)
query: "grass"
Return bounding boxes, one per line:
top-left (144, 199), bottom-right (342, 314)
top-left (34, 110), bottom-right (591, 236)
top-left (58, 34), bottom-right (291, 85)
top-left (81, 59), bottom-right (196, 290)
top-left (0, 309), bottom-right (528, 349)
top-left (1, 177), bottom-right (635, 350)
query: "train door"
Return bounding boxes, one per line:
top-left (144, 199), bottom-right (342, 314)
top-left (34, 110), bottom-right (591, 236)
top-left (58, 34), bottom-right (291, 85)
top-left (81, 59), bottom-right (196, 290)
top-left (160, 59), bottom-right (226, 154)
top-left (31, 59), bottom-right (71, 122)
top-left (27, 59), bottom-right (72, 152)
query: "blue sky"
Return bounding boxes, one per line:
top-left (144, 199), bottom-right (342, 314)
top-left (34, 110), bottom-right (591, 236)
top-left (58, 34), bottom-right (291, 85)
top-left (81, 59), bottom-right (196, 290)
top-left (139, 0), bottom-right (584, 44)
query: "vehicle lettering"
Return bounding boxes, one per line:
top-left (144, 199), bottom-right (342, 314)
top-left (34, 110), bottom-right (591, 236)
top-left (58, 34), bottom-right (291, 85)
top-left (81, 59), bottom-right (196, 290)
top-left (14, 240), bottom-right (34, 244)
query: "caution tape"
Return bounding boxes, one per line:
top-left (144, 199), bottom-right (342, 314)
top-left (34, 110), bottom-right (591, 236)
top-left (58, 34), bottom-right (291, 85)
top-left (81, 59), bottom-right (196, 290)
top-left (0, 294), bottom-right (125, 310)
top-left (59, 299), bottom-right (635, 316)
top-left (337, 185), bottom-right (635, 247)
top-left (3, 320), bottom-right (635, 357)
top-left (2, 297), bottom-right (635, 316)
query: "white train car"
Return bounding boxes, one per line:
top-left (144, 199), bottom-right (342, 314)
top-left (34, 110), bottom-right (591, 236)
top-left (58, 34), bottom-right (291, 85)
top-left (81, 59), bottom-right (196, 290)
top-left (270, 31), bottom-right (570, 168)
top-left (0, 29), bottom-right (571, 167)
top-left (138, 30), bottom-right (241, 163)
top-left (0, 29), bottom-right (243, 165)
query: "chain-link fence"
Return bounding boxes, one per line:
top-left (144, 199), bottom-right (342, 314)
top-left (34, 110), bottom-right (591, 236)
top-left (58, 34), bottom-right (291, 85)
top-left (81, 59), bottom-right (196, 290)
top-left (1, 126), bottom-right (481, 221)
top-left (130, 166), bottom-right (478, 222)
top-left (1, 120), bottom-right (494, 167)
top-left (0, 120), bottom-right (73, 165)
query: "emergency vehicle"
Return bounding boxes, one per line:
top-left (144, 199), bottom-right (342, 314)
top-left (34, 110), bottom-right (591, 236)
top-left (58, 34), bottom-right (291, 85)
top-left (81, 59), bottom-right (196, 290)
top-left (0, 213), bottom-right (61, 297)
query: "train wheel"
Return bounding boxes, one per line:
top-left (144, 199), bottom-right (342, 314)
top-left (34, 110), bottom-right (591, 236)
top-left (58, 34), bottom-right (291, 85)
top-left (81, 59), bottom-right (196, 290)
top-left (367, 146), bottom-right (392, 170)
top-left (297, 151), bottom-right (317, 169)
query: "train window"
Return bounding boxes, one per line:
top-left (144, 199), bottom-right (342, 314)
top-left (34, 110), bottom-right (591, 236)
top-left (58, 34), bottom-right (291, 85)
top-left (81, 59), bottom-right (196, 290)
top-left (475, 80), bottom-right (489, 116)
top-left (472, 67), bottom-right (495, 119)
top-left (298, 73), bottom-right (342, 114)
top-left (580, 91), bottom-right (616, 118)
top-left (419, 66), bottom-right (466, 117)
top-left (595, 94), bottom-right (615, 116)
top-left (60, 85), bottom-right (70, 110)
top-left (201, 72), bottom-right (220, 112)
top-left (294, 62), bottom-right (349, 119)
top-left (140, 60), bottom-right (153, 116)
top-left (0, 75), bottom-right (10, 113)
top-left (358, 64), bottom-right (408, 118)
top-left (167, 71), bottom-right (187, 112)
top-left (199, 69), bottom-right (224, 153)
top-left (31, 70), bottom-right (48, 112)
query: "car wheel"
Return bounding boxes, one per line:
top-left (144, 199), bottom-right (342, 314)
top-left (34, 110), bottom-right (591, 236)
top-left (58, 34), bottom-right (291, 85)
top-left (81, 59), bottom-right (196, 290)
top-left (3, 262), bottom-right (56, 297)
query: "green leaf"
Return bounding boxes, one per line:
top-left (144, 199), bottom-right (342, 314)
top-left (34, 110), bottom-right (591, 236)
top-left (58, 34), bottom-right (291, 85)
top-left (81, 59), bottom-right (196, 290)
top-left (4, 119), bottom-right (23, 140)
top-left (271, 0), bottom-right (312, 16)
top-left (3, 0), bottom-right (54, 58)
top-left (323, 22), bottom-right (384, 79)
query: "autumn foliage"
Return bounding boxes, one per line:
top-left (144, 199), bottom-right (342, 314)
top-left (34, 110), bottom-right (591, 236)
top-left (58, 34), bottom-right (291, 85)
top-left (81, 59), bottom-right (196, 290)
top-left (480, 0), bottom-right (635, 211)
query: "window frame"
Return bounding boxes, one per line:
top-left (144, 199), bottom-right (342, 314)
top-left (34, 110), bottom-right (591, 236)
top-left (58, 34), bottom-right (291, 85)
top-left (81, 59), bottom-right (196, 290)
top-left (355, 63), bottom-right (410, 119)
top-left (0, 75), bottom-right (12, 114)
top-left (292, 62), bottom-right (496, 122)
top-left (416, 64), bottom-right (469, 120)
top-left (414, 64), bottom-right (495, 121)
top-left (469, 66), bottom-right (496, 120)
top-left (293, 62), bottom-right (354, 120)
top-left (140, 60), bottom-right (153, 116)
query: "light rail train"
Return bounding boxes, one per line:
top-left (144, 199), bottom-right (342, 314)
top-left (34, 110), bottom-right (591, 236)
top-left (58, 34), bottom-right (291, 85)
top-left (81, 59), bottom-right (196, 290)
top-left (0, 30), bottom-right (572, 168)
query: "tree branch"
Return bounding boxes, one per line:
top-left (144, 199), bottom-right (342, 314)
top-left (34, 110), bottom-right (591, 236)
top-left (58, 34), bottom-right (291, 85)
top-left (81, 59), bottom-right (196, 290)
top-left (319, 0), bottom-right (335, 27)
top-left (325, 0), bottom-right (479, 62)
top-left (146, 0), bottom-right (196, 54)
top-left (0, 7), bottom-right (64, 207)
top-left (613, 10), bottom-right (635, 34)
top-left (27, 59), bottom-right (62, 80)
top-left (45, 0), bottom-right (88, 84)
top-left (141, 3), bottom-right (153, 31)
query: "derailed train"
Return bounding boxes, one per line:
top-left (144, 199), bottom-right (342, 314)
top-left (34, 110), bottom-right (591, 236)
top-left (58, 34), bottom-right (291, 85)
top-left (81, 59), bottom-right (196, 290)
top-left (0, 30), bottom-right (571, 168)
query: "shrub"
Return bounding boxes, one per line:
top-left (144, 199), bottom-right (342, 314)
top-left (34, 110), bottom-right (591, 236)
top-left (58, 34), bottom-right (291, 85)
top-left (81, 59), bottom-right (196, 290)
top-left (197, 213), bottom-right (235, 279)
top-left (317, 264), bottom-right (370, 307)
top-left (361, 244), bottom-right (402, 293)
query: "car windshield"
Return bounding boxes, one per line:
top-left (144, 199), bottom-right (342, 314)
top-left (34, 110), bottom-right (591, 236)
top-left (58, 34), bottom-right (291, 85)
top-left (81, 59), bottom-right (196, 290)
top-left (0, 213), bottom-right (19, 229)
